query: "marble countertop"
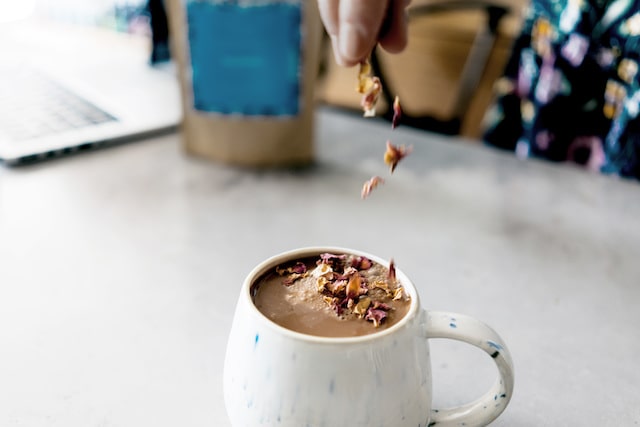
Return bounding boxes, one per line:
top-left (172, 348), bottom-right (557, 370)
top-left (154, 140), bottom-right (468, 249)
top-left (1, 108), bottom-right (639, 426)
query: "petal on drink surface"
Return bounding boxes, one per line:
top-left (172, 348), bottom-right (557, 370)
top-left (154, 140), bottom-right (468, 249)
top-left (352, 256), bottom-right (373, 270)
top-left (346, 273), bottom-right (362, 300)
top-left (365, 307), bottom-right (388, 327)
top-left (353, 296), bottom-right (372, 318)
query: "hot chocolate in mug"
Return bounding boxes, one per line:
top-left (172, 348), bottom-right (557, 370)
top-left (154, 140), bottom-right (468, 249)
top-left (224, 247), bottom-right (514, 426)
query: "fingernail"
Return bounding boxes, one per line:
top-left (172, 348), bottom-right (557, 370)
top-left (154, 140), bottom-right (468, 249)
top-left (339, 23), bottom-right (366, 63)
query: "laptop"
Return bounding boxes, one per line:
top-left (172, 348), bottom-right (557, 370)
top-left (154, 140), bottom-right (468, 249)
top-left (0, 5), bottom-right (181, 165)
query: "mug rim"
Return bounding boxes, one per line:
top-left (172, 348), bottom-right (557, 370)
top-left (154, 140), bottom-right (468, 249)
top-left (243, 246), bottom-right (421, 344)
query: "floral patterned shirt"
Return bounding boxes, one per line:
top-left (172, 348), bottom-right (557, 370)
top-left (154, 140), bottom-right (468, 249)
top-left (483, 0), bottom-right (640, 180)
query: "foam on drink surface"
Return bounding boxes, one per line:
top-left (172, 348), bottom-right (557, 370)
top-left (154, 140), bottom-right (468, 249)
top-left (251, 253), bottom-right (411, 338)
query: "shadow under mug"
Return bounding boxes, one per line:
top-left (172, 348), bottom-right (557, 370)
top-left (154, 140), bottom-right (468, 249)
top-left (224, 247), bottom-right (514, 426)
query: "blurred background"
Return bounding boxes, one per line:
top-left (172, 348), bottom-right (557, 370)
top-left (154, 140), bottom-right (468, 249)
top-left (316, 0), bottom-right (527, 140)
top-left (1, 0), bottom-right (527, 141)
top-left (1, 0), bottom-right (151, 34)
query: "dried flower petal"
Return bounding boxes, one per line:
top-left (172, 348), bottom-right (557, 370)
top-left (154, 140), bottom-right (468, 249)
top-left (346, 273), bottom-right (362, 299)
top-left (353, 296), bottom-right (372, 317)
top-left (356, 60), bottom-right (373, 94)
top-left (290, 262), bottom-right (307, 274)
top-left (316, 276), bottom-right (329, 292)
top-left (318, 253), bottom-right (346, 266)
top-left (282, 253), bottom-right (410, 329)
top-left (276, 261), bottom-right (308, 276)
top-left (322, 295), bottom-right (335, 306)
top-left (326, 279), bottom-right (347, 295)
top-left (323, 296), bottom-right (343, 315)
top-left (342, 266), bottom-right (358, 276)
top-left (311, 262), bottom-right (333, 278)
top-left (282, 274), bottom-right (303, 286)
top-left (356, 59), bottom-right (382, 117)
top-left (365, 308), bottom-right (388, 327)
top-left (361, 77), bottom-right (381, 117)
top-left (370, 280), bottom-right (390, 294)
top-left (352, 256), bottom-right (373, 270)
top-left (388, 259), bottom-right (396, 282)
top-left (361, 176), bottom-right (385, 199)
top-left (384, 140), bottom-right (413, 173)
top-left (371, 301), bottom-right (393, 311)
top-left (391, 96), bottom-right (402, 129)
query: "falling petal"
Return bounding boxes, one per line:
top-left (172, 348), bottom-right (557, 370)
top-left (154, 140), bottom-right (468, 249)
top-left (384, 140), bottom-right (413, 173)
top-left (361, 176), bottom-right (385, 199)
top-left (388, 259), bottom-right (396, 282)
top-left (392, 96), bottom-right (402, 129)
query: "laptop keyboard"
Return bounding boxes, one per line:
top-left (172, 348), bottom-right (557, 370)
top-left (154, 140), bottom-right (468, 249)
top-left (0, 64), bottom-right (117, 142)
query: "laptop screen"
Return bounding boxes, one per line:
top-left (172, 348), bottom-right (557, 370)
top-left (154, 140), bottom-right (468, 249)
top-left (0, 0), bottom-right (180, 164)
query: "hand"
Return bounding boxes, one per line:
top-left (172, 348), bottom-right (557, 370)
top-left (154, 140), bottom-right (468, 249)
top-left (317, 0), bottom-right (411, 67)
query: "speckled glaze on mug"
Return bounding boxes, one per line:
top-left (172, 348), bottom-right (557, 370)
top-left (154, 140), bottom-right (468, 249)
top-left (223, 247), bottom-right (514, 427)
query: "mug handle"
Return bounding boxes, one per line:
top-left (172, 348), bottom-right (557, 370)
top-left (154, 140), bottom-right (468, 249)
top-left (424, 311), bottom-right (515, 427)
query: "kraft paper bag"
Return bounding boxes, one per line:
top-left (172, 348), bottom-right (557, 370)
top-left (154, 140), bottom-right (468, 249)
top-left (167, 0), bottom-right (323, 167)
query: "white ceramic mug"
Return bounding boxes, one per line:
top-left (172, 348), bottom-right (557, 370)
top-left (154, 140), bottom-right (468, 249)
top-left (224, 247), bottom-right (514, 426)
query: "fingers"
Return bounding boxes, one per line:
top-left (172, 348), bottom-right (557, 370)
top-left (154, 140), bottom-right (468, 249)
top-left (318, 0), bottom-right (345, 65)
top-left (378, 0), bottom-right (410, 54)
top-left (318, 0), bottom-right (339, 36)
top-left (337, 0), bottom-right (388, 66)
top-left (317, 0), bottom-right (411, 67)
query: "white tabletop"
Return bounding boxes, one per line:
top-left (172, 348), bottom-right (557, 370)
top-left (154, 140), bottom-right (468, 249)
top-left (1, 108), bottom-right (639, 426)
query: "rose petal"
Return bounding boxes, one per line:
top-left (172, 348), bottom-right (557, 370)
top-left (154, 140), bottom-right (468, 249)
top-left (352, 256), bottom-right (373, 270)
top-left (388, 259), bottom-right (396, 282)
top-left (393, 287), bottom-right (404, 300)
top-left (319, 253), bottom-right (346, 265)
top-left (346, 273), bottom-right (362, 299)
top-left (282, 273), bottom-right (304, 286)
top-left (384, 141), bottom-right (413, 173)
top-left (326, 279), bottom-right (347, 295)
top-left (361, 77), bottom-right (381, 117)
top-left (365, 308), bottom-right (388, 327)
top-left (291, 262), bottom-right (307, 274)
top-left (392, 96), bottom-right (402, 129)
top-left (372, 301), bottom-right (392, 311)
top-left (361, 176), bottom-right (385, 199)
top-left (353, 296), bottom-right (372, 317)
top-left (311, 263), bottom-right (334, 279)
top-left (356, 60), bottom-right (373, 94)
top-left (323, 296), bottom-right (343, 315)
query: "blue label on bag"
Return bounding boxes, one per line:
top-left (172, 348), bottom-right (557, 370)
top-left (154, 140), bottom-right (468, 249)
top-left (186, 1), bottom-right (301, 116)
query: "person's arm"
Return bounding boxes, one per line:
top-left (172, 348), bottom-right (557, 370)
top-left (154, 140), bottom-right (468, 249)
top-left (318, 0), bottom-right (411, 67)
